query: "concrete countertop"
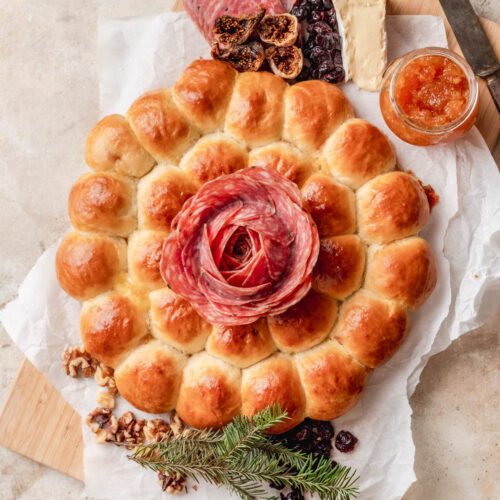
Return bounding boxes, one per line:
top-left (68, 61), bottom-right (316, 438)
top-left (0, 1), bottom-right (498, 499)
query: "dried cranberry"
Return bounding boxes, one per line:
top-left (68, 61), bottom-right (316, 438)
top-left (310, 46), bottom-right (329, 62)
top-left (305, 36), bottom-right (317, 50)
top-left (308, 0), bottom-right (323, 7)
top-left (309, 10), bottom-right (324, 23)
top-left (316, 34), bottom-right (335, 51)
top-left (322, 0), bottom-right (334, 9)
top-left (280, 488), bottom-right (304, 500)
top-left (333, 50), bottom-right (343, 66)
top-left (311, 68), bottom-right (321, 79)
top-left (335, 431), bottom-right (358, 453)
top-left (323, 70), bottom-right (344, 84)
top-left (307, 21), bottom-right (332, 35)
top-left (326, 10), bottom-right (337, 28)
top-left (312, 420), bottom-right (335, 440)
top-left (313, 439), bottom-right (332, 459)
top-left (291, 5), bottom-right (309, 20)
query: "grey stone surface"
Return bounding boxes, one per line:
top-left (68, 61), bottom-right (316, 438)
top-left (0, 1), bottom-right (498, 499)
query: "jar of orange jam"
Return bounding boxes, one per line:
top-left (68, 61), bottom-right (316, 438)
top-left (380, 47), bottom-right (479, 146)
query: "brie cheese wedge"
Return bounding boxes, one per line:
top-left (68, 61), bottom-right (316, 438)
top-left (334, 0), bottom-right (387, 91)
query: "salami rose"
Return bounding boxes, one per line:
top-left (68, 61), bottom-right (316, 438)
top-left (160, 167), bottom-right (319, 325)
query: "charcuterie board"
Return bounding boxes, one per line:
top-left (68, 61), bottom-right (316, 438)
top-left (0, 0), bottom-right (498, 484)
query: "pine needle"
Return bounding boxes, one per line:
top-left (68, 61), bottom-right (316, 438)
top-left (129, 405), bottom-right (359, 500)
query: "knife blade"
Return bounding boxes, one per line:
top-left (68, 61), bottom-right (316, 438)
top-left (439, 0), bottom-right (500, 112)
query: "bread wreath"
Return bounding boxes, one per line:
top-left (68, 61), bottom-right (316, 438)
top-left (56, 59), bottom-right (437, 433)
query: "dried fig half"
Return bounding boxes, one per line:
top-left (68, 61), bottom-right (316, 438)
top-left (213, 7), bottom-right (265, 47)
top-left (212, 40), bottom-right (265, 72)
top-left (258, 14), bottom-right (299, 47)
top-left (266, 45), bottom-right (303, 80)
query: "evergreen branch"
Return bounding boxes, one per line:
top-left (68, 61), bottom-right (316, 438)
top-left (129, 405), bottom-right (359, 500)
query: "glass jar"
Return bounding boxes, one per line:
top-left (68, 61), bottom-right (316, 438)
top-left (379, 47), bottom-right (479, 146)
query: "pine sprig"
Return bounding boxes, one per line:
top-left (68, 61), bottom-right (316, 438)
top-left (129, 406), bottom-right (359, 500)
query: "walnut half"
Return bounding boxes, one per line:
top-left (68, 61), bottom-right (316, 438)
top-left (115, 411), bottom-right (146, 449)
top-left (95, 363), bottom-right (118, 396)
top-left (62, 345), bottom-right (98, 378)
top-left (144, 418), bottom-right (172, 443)
top-left (85, 407), bottom-right (118, 444)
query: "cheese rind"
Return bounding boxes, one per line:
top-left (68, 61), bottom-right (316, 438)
top-left (334, 0), bottom-right (387, 91)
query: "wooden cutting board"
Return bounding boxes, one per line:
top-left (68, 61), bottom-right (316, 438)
top-left (1, 0), bottom-right (499, 484)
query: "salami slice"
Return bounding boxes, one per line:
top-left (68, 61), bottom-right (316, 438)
top-left (183, 0), bottom-right (286, 43)
top-left (160, 166), bottom-right (319, 325)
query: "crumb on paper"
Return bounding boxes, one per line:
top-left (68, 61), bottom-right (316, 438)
top-left (97, 390), bottom-right (115, 409)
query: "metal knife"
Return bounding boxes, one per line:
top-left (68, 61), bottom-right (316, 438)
top-left (439, 0), bottom-right (500, 113)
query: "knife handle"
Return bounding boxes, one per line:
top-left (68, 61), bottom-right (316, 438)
top-left (486, 70), bottom-right (500, 114)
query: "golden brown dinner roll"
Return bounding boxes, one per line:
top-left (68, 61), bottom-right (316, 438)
top-left (180, 133), bottom-right (248, 185)
top-left (137, 165), bottom-right (197, 232)
top-left (85, 114), bottom-right (156, 178)
top-left (248, 142), bottom-right (316, 187)
top-left (295, 340), bottom-right (369, 420)
top-left (173, 59), bottom-right (238, 133)
top-left (365, 237), bottom-right (437, 310)
top-left (126, 89), bottom-right (198, 162)
top-left (301, 173), bottom-right (356, 237)
top-left (68, 172), bottom-right (137, 237)
top-left (80, 292), bottom-right (148, 368)
top-left (332, 290), bottom-right (411, 369)
top-left (115, 340), bottom-right (187, 414)
top-left (357, 172), bottom-right (430, 244)
top-left (176, 352), bottom-right (241, 429)
top-left (241, 354), bottom-right (306, 434)
top-left (267, 289), bottom-right (337, 353)
top-left (149, 287), bottom-right (212, 354)
top-left (206, 318), bottom-right (276, 368)
top-left (56, 231), bottom-right (127, 301)
top-left (283, 80), bottom-right (354, 153)
top-left (225, 71), bottom-right (288, 147)
top-left (127, 230), bottom-right (168, 290)
top-left (313, 235), bottom-right (365, 300)
top-left (323, 118), bottom-right (396, 189)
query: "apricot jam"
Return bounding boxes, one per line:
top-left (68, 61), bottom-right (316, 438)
top-left (380, 48), bottom-right (478, 146)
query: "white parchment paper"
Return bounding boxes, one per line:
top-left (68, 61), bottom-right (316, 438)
top-left (1, 12), bottom-right (499, 500)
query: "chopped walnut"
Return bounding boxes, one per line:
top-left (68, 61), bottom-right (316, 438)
top-left (95, 363), bottom-right (118, 396)
top-left (97, 390), bottom-right (115, 409)
top-left (85, 408), bottom-right (118, 444)
top-left (115, 411), bottom-right (146, 449)
top-left (158, 470), bottom-right (186, 495)
top-left (144, 418), bottom-right (172, 443)
top-left (62, 346), bottom-right (98, 378)
top-left (169, 411), bottom-right (185, 436)
top-left (169, 411), bottom-right (193, 438)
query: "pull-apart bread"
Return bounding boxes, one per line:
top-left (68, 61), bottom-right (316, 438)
top-left (56, 59), bottom-right (437, 433)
